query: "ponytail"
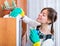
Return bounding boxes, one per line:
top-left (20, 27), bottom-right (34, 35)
top-left (51, 14), bottom-right (54, 35)
top-left (51, 23), bottom-right (54, 34)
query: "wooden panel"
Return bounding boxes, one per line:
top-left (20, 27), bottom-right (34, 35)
top-left (18, 1), bottom-right (27, 46)
top-left (0, 18), bottom-right (16, 46)
top-left (16, 0), bottom-right (27, 46)
top-left (18, 0), bottom-right (27, 37)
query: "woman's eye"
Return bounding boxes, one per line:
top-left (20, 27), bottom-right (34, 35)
top-left (43, 14), bottom-right (45, 16)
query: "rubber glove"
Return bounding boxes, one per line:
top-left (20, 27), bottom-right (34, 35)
top-left (29, 28), bottom-right (41, 46)
top-left (33, 41), bottom-right (40, 46)
top-left (9, 7), bottom-right (25, 18)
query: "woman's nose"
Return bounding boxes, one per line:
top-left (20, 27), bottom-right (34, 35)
top-left (39, 13), bottom-right (42, 17)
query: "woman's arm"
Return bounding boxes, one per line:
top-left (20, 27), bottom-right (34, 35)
top-left (22, 16), bottom-right (41, 28)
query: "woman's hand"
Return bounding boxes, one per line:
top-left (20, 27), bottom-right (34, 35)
top-left (29, 28), bottom-right (40, 43)
top-left (29, 28), bottom-right (41, 46)
top-left (9, 7), bottom-right (25, 18)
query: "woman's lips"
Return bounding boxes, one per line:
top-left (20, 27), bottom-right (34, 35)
top-left (37, 17), bottom-right (41, 20)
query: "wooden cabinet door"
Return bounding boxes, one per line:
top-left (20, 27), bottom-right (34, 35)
top-left (0, 18), bottom-right (16, 46)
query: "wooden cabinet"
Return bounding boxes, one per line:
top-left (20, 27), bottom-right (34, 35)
top-left (0, 18), bottom-right (16, 46)
top-left (0, 0), bottom-right (27, 46)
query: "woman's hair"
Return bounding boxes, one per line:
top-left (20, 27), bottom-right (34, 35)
top-left (41, 7), bottom-right (57, 34)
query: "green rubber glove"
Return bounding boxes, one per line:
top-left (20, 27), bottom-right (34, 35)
top-left (29, 28), bottom-right (40, 43)
top-left (9, 7), bottom-right (25, 18)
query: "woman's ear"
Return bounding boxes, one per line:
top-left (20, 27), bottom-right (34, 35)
top-left (47, 19), bottom-right (51, 24)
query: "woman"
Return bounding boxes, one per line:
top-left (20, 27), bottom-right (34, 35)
top-left (3, 7), bottom-right (57, 46)
top-left (29, 7), bottom-right (57, 46)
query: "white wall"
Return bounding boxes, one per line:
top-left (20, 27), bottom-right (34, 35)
top-left (27, 0), bottom-right (60, 46)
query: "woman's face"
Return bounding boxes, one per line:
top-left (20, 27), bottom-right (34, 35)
top-left (37, 9), bottom-right (50, 24)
